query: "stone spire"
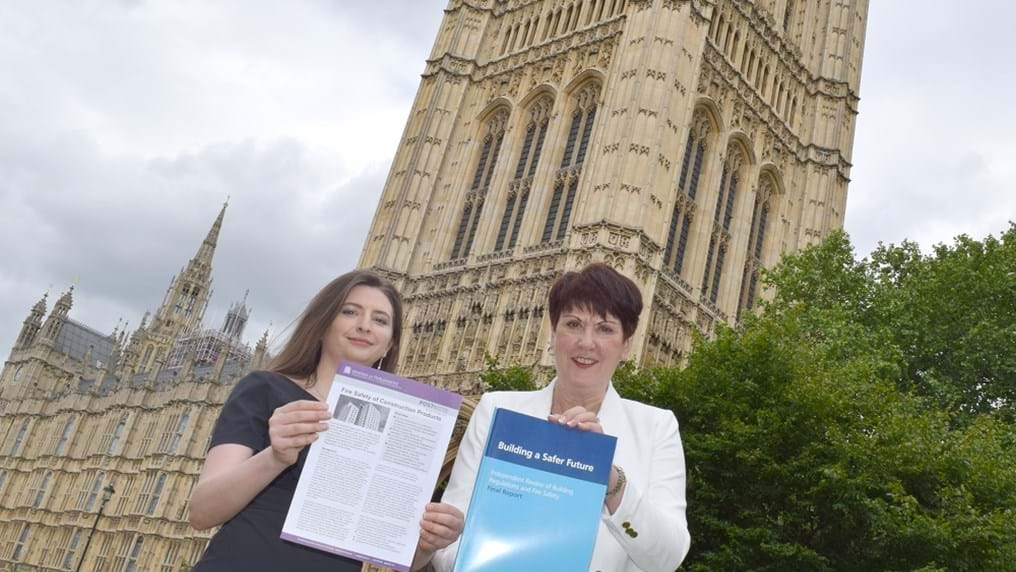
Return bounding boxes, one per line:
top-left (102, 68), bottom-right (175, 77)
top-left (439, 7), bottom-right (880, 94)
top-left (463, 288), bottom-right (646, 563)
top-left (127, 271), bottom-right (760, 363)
top-left (193, 199), bottom-right (227, 274)
top-left (40, 287), bottom-right (73, 344)
top-left (15, 293), bottom-right (48, 348)
top-left (221, 289), bottom-right (250, 340)
top-left (251, 327), bottom-right (270, 371)
top-left (144, 204), bottom-right (226, 366)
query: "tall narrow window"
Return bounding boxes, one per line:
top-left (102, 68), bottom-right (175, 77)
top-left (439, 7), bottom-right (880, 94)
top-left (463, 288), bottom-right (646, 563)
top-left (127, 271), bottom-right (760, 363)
top-left (783, 0), bottom-right (796, 32)
top-left (124, 536), bottom-right (144, 572)
top-left (663, 112), bottom-right (712, 278)
top-left (12, 524), bottom-right (30, 561)
top-left (161, 541), bottom-right (181, 572)
top-left (738, 177), bottom-right (776, 320)
top-left (9, 418), bottom-right (30, 455)
top-left (62, 529), bottom-right (82, 570)
top-left (543, 84), bottom-right (599, 244)
top-left (495, 97), bottom-right (552, 252)
top-left (146, 473), bottom-right (167, 516)
top-left (55, 418), bottom-right (74, 455)
top-left (168, 409), bottom-right (190, 453)
top-left (451, 110), bottom-right (508, 260)
top-left (701, 147), bottom-right (746, 304)
top-left (33, 470), bottom-right (52, 508)
top-left (84, 472), bottom-right (105, 512)
top-left (106, 414), bottom-right (128, 454)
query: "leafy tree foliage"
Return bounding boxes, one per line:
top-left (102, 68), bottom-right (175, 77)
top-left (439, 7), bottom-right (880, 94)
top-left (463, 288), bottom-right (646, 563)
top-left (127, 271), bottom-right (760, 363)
top-left (479, 354), bottom-right (537, 392)
top-left (655, 227), bottom-right (1016, 570)
top-left (480, 226), bottom-right (1016, 569)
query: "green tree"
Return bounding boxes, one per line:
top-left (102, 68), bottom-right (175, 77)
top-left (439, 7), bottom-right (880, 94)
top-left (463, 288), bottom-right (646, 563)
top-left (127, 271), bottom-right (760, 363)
top-left (479, 354), bottom-right (537, 392)
top-left (470, 227), bottom-right (1016, 570)
top-left (655, 228), bottom-right (1016, 570)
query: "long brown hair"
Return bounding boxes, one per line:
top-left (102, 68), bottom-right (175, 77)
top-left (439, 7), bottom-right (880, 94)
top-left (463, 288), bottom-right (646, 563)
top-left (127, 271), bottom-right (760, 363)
top-left (269, 270), bottom-right (403, 381)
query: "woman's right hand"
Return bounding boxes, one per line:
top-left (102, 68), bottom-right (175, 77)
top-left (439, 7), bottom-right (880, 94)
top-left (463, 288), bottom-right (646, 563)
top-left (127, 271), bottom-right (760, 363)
top-left (268, 400), bottom-right (331, 466)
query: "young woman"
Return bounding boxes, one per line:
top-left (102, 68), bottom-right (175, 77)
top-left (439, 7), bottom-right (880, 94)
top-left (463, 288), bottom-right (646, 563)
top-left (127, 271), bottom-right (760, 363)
top-left (433, 263), bottom-right (690, 571)
top-left (190, 270), bottom-right (463, 571)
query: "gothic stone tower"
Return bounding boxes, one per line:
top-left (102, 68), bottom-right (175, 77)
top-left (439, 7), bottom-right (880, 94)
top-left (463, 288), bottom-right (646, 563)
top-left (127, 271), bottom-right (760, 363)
top-left (360, 0), bottom-right (869, 390)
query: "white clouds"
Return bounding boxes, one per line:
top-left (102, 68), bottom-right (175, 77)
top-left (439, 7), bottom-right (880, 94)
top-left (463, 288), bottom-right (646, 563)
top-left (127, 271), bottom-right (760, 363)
top-left (0, 0), bottom-right (1012, 357)
top-left (0, 0), bottom-right (444, 353)
top-left (846, 0), bottom-right (1016, 255)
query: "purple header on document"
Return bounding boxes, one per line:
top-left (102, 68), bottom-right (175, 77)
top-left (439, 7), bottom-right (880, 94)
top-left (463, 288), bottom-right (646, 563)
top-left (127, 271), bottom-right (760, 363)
top-left (336, 361), bottom-right (463, 410)
top-left (280, 532), bottom-right (409, 572)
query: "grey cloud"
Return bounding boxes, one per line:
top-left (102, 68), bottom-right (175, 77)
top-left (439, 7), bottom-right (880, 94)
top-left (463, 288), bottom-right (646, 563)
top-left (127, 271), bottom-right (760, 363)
top-left (846, 0), bottom-right (1016, 255)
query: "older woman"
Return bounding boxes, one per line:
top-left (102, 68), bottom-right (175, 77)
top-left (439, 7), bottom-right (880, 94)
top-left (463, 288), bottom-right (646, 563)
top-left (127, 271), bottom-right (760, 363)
top-left (433, 263), bottom-right (691, 571)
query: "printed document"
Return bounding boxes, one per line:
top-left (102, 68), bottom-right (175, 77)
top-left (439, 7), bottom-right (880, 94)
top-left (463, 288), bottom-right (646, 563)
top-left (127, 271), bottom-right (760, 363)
top-left (282, 361), bottom-right (463, 572)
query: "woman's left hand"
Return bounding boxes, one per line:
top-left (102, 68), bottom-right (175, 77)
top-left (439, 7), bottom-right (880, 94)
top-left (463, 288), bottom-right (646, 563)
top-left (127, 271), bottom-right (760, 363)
top-left (418, 502), bottom-right (464, 553)
top-left (549, 406), bottom-right (603, 433)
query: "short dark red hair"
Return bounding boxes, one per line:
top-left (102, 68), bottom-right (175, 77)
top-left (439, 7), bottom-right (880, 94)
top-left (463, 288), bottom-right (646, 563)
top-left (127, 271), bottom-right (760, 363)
top-left (548, 263), bottom-right (643, 340)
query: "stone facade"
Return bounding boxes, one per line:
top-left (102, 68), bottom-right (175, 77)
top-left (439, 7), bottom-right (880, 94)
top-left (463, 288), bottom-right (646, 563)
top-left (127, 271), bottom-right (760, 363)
top-left (0, 205), bottom-right (269, 571)
top-left (360, 0), bottom-right (869, 390)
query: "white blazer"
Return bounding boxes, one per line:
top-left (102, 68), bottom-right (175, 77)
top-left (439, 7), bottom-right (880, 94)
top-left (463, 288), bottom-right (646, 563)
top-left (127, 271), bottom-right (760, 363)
top-left (432, 380), bottom-right (691, 572)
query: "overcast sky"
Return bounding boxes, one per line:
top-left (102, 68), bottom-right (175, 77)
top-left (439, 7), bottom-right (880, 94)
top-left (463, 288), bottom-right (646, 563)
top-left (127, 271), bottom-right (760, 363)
top-left (1, 1), bottom-right (1012, 357)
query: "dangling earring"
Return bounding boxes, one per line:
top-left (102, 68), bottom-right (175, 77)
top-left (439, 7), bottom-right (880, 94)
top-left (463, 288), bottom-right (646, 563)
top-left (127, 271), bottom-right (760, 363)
top-left (376, 353), bottom-right (388, 371)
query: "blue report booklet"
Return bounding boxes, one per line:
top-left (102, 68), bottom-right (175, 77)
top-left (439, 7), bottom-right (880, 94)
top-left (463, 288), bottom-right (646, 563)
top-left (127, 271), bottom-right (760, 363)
top-left (453, 408), bottom-right (617, 572)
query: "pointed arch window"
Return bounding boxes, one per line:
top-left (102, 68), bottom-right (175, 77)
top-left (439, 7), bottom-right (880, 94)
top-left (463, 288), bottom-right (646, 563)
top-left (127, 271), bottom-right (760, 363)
top-left (124, 535), bottom-right (144, 572)
top-left (62, 529), bottom-right (83, 570)
top-left (664, 112), bottom-right (712, 278)
top-left (55, 418), bottom-right (74, 455)
top-left (738, 177), bottom-right (776, 320)
top-left (451, 110), bottom-right (508, 260)
top-left (106, 413), bottom-right (129, 455)
top-left (146, 473), bottom-right (167, 515)
top-left (701, 147), bottom-right (746, 304)
top-left (84, 471), bottom-right (105, 512)
top-left (32, 470), bottom-right (52, 508)
top-left (9, 418), bottom-right (30, 455)
top-left (495, 97), bottom-right (552, 252)
top-left (12, 524), bottom-right (30, 561)
top-left (167, 409), bottom-right (191, 453)
top-left (543, 84), bottom-right (599, 243)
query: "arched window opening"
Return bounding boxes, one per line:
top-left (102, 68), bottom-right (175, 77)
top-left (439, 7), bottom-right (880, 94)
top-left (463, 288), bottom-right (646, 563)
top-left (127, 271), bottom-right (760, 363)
top-left (10, 418), bottom-right (31, 455)
top-left (452, 110), bottom-right (509, 259)
top-left (495, 97), bottom-right (553, 252)
top-left (55, 418), bottom-right (74, 455)
top-left (501, 24), bottom-right (512, 54)
top-left (730, 31), bottom-right (740, 60)
top-left (543, 84), bottom-right (600, 243)
top-left (107, 413), bottom-right (129, 454)
top-left (783, 0), bottom-right (796, 32)
top-left (663, 112), bottom-right (712, 278)
top-left (701, 147), bottom-right (747, 304)
top-left (738, 177), bottom-right (777, 320)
